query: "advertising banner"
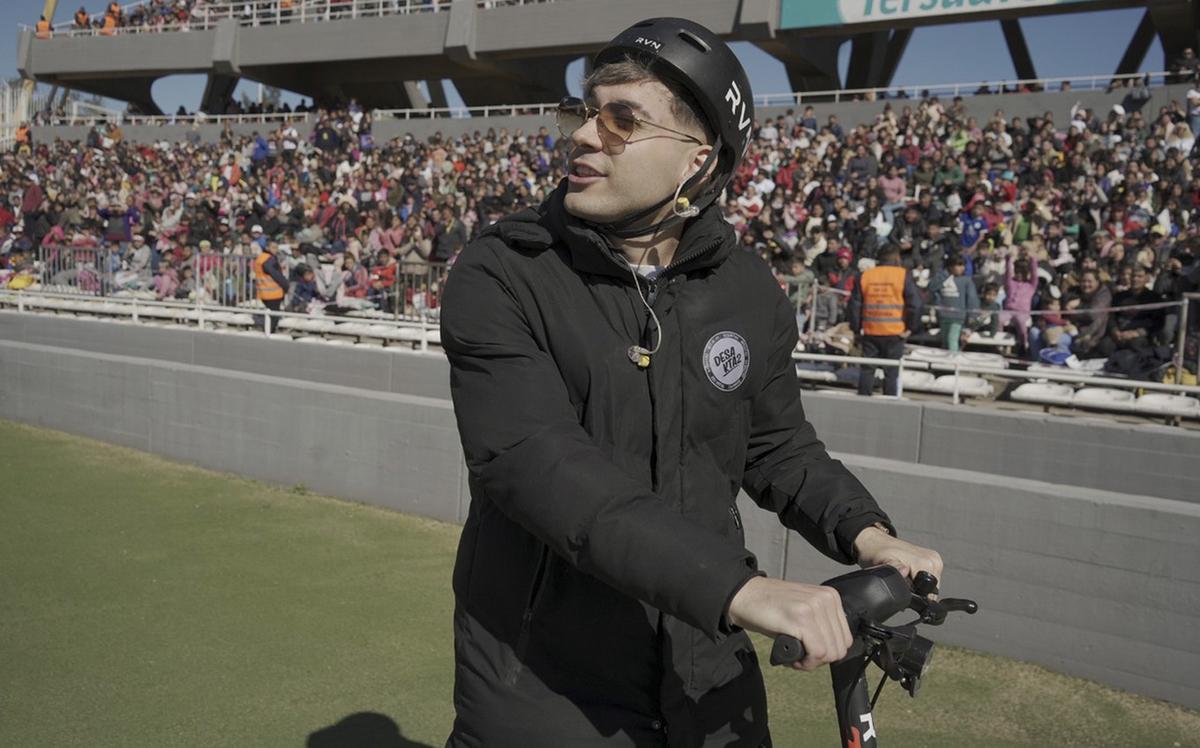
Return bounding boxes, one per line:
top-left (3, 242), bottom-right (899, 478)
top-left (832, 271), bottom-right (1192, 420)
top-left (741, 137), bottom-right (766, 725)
top-left (780, 0), bottom-right (1100, 30)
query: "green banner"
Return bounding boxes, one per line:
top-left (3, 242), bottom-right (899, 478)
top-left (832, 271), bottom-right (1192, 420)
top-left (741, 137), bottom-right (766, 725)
top-left (780, 0), bottom-right (1101, 30)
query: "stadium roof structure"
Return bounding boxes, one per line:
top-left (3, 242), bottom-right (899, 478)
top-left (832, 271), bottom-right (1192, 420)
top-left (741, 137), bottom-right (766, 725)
top-left (15, 0), bottom-right (1195, 116)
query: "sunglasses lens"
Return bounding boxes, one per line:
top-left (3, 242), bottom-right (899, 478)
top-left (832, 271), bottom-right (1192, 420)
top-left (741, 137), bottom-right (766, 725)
top-left (556, 98), bottom-right (586, 138)
top-left (599, 104), bottom-right (636, 142)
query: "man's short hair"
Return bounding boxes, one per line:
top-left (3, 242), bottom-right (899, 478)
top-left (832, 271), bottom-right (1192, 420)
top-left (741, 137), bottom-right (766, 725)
top-left (582, 55), bottom-right (714, 145)
top-left (878, 244), bottom-right (901, 263)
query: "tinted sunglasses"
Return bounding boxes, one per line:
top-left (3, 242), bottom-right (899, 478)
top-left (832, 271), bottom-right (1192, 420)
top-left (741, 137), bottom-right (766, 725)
top-left (555, 96), bottom-right (702, 151)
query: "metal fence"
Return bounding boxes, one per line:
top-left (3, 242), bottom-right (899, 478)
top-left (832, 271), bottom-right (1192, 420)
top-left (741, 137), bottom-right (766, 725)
top-left (25, 0), bottom-right (555, 37)
top-left (30, 70), bottom-right (1178, 130)
top-left (33, 246), bottom-right (448, 320)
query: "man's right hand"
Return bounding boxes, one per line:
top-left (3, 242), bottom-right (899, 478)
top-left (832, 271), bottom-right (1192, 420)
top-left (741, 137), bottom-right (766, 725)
top-left (727, 576), bottom-right (853, 671)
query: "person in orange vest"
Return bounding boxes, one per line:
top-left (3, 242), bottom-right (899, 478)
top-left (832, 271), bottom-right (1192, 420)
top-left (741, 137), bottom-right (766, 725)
top-left (35, 16), bottom-right (52, 40)
top-left (74, 7), bottom-right (90, 30)
top-left (847, 243), bottom-right (921, 397)
top-left (100, 13), bottom-right (117, 35)
top-left (253, 240), bottom-right (289, 332)
top-left (13, 123), bottom-right (31, 154)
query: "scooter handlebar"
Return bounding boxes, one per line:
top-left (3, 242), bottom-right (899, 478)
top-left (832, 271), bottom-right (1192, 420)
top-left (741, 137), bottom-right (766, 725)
top-left (769, 634), bottom-right (807, 666)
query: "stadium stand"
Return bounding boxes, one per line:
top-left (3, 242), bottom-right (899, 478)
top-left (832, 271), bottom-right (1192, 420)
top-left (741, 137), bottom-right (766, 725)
top-left (2, 69), bottom-right (1199, 418)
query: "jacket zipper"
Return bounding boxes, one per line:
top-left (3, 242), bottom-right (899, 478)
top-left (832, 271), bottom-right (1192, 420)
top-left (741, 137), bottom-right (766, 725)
top-left (508, 544), bottom-right (551, 684)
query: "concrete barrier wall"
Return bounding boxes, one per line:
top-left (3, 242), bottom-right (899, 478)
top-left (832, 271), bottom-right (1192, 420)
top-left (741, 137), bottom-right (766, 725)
top-left (799, 395), bottom-right (1200, 505)
top-left (7, 312), bottom-right (1198, 502)
top-left (0, 340), bottom-right (467, 524)
top-left (2, 337), bottom-right (1198, 709)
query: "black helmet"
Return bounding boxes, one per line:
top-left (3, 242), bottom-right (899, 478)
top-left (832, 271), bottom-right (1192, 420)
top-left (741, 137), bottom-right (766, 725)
top-left (594, 17), bottom-right (754, 200)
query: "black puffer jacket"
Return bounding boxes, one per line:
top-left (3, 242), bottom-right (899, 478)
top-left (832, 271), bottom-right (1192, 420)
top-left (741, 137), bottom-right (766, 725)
top-left (441, 186), bottom-right (892, 748)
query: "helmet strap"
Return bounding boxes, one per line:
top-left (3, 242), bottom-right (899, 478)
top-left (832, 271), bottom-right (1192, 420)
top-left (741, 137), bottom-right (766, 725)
top-left (591, 140), bottom-right (723, 241)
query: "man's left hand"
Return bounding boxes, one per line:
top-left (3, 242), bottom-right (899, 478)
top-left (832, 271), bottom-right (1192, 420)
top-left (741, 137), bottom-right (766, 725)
top-left (852, 525), bottom-right (944, 585)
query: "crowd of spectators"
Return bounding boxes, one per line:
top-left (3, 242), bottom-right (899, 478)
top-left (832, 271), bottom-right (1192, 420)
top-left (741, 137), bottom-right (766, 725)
top-left (1, 99), bottom-right (556, 317)
top-left (2, 78), bottom-right (1199, 370)
top-left (47, 0), bottom-right (553, 36)
top-left (725, 78), bottom-right (1200, 370)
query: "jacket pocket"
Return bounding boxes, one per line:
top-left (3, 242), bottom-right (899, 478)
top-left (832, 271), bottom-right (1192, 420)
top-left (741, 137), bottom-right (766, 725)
top-left (506, 543), bottom-right (551, 685)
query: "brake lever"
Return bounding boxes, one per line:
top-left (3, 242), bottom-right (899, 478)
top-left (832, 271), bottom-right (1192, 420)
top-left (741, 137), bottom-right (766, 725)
top-left (919, 597), bottom-right (979, 625)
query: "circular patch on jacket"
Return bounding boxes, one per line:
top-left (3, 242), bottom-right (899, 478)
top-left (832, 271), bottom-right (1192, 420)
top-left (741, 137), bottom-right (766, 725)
top-left (703, 332), bottom-right (749, 392)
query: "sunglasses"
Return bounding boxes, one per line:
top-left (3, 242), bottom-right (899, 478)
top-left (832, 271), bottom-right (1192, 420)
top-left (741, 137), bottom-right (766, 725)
top-left (556, 96), bottom-right (702, 151)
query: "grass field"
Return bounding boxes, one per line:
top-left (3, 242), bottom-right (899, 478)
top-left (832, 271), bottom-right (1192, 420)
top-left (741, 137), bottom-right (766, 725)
top-left (2, 418), bottom-right (1197, 747)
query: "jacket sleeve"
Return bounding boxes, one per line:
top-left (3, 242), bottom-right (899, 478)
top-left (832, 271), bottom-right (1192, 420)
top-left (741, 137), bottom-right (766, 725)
top-left (441, 241), bottom-right (761, 640)
top-left (903, 272), bottom-right (922, 332)
top-left (265, 255), bottom-right (290, 290)
top-left (742, 288), bottom-right (894, 564)
top-left (846, 274), bottom-right (863, 333)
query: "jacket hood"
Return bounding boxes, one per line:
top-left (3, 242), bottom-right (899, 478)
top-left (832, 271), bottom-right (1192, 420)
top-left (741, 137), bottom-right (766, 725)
top-left (479, 180), bottom-right (736, 280)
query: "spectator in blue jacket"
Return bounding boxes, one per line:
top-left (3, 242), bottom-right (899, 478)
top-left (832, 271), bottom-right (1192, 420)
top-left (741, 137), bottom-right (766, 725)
top-left (932, 254), bottom-right (980, 352)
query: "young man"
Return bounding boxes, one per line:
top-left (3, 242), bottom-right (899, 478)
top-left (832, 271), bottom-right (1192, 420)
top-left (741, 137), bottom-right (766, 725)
top-left (441, 18), bottom-right (942, 747)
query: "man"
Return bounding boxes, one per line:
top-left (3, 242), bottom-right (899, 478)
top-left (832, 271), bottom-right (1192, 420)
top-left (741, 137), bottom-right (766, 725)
top-left (440, 18), bottom-right (941, 747)
top-left (431, 206), bottom-right (468, 263)
top-left (889, 204), bottom-right (928, 265)
top-left (1099, 265), bottom-right (1161, 356)
top-left (848, 244), bottom-right (922, 396)
top-left (252, 240), bottom-right (288, 332)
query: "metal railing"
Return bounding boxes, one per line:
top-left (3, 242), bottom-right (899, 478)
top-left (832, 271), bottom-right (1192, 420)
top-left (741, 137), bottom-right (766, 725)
top-left (2, 286), bottom-right (1195, 420)
top-left (753, 71), bottom-right (1174, 107)
top-left (30, 70), bottom-right (1178, 130)
top-left (0, 288), bottom-right (442, 350)
top-left (23, 0), bottom-right (553, 37)
top-left (33, 245), bottom-right (447, 322)
top-left (794, 350), bottom-right (1200, 410)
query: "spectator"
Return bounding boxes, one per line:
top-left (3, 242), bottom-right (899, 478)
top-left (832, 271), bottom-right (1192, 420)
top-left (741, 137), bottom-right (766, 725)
top-left (932, 254), bottom-right (979, 353)
top-left (974, 282), bottom-right (1002, 337)
top-left (288, 264), bottom-right (322, 312)
top-left (1068, 269), bottom-right (1113, 358)
top-left (431, 206), bottom-right (467, 263)
top-left (1098, 265), bottom-right (1162, 355)
top-left (1002, 246), bottom-right (1038, 353)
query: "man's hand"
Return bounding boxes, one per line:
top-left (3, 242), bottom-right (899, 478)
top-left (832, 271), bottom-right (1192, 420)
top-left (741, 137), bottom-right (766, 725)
top-left (853, 525), bottom-right (944, 584)
top-left (727, 576), bottom-right (853, 671)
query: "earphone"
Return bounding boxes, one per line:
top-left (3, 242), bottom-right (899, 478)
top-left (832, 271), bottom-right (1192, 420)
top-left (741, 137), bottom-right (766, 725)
top-left (671, 178), bottom-right (700, 219)
top-left (626, 244), bottom-right (663, 370)
top-left (625, 175), bottom-right (699, 368)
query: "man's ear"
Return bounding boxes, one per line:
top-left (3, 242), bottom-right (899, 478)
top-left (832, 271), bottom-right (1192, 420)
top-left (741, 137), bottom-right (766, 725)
top-left (681, 144), bottom-right (715, 183)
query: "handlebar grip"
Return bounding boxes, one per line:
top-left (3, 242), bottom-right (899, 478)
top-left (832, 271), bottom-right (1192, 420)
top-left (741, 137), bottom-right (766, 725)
top-left (770, 635), bottom-right (806, 666)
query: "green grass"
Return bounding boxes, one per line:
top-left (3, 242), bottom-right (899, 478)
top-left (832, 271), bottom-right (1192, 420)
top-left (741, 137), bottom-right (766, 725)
top-left (2, 418), bottom-right (1197, 747)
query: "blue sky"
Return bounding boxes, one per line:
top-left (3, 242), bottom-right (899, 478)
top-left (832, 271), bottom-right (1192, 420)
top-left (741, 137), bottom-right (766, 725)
top-left (0, 2), bottom-right (1162, 112)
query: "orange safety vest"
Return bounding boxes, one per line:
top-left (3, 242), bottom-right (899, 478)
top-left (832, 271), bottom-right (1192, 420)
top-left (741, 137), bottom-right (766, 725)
top-left (100, 15), bottom-right (116, 35)
top-left (35, 20), bottom-right (51, 39)
top-left (253, 251), bottom-right (285, 301)
top-left (859, 265), bottom-right (907, 336)
top-left (14, 126), bottom-right (30, 144)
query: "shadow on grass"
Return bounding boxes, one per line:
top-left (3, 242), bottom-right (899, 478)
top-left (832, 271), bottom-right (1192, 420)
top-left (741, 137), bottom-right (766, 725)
top-left (308, 712), bottom-right (436, 748)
